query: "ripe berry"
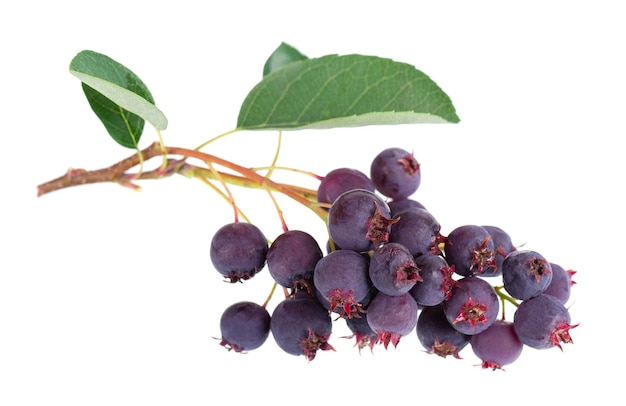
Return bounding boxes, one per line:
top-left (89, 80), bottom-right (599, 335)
top-left (442, 276), bottom-right (499, 335)
top-left (444, 224), bottom-right (496, 277)
top-left (513, 293), bottom-right (578, 350)
top-left (219, 301), bottom-right (271, 352)
top-left (481, 225), bottom-right (515, 277)
top-left (388, 207), bottom-right (443, 257)
top-left (210, 222), bottom-right (268, 283)
top-left (368, 242), bottom-right (422, 296)
top-left (270, 295), bottom-right (334, 361)
top-left (470, 320), bottom-right (523, 370)
top-left (409, 254), bottom-right (457, 306)
top-left (416, 303), bottom-right (471, 359)
top-left (502, 250), bottom-right (552, 300)
top-left (366, 292), bottom-right (418, 349)
top-left (327, 188), bottom-right (395, 252)
top-left (317, 167), bottom-right (375, 206)
top-left (543, 262), bottom-right (576, 304)
top-left (370, 147), bottom-right (421, 200)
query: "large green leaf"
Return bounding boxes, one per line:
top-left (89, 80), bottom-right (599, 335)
top-left (237, 54), bottom-right (460, 131)
top-left (262, 42), bottom-right (308, 76)
top-left (69, 50), bottom-right (168, 148)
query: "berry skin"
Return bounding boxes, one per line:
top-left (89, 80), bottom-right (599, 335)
top-left (219, 301), bottom-right (271, 352)
top-left (513, 293), bottom-right (578, 350)
top-left (317, 167), bottom-right (375, 207)
top-left (370, 147), bottom-right (421, 200)
top-left (327, 188), bottom-right (395, 252)
top-left (409, 254), bottom-right (457, 306)
top-left (444, 225), bottom-right (496, 277)
top-left (266, 230), bottom-right (323, 295)
top-left (481, 225), bottom-right (516, 277)
top-left (416, 304), bottom-right (471, 359)
top-left (388, 207), bottom-right (443, 257)
top-left (210, 222), bottom-right (268, 283)
top-left (470, 320), bottom-right (523, 370)
top-left (502, 250), bottom-right (552, 300)
top-left (270, 295), bottom-right (334, 361)
top-left (344, 314), bottom-right (378, 354)
top-left (313, 249), bottom-right (373, 318)
top-left (388, 198), bottom-right (426, 217)
top-left (442, 276), bottom-right (499, 335)
top-left (543, 262), bottom-right (575, 304)
top-left (366, 292), bottom-right (418, 349)
top-left (368, 242), bottom-right (422, 296)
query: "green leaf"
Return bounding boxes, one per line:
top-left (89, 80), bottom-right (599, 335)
top-left (262, 42), bottom-right (308, 76)
top-left (237, 54), bottom-right (459, 131)
top-left (69, 50), bottom-right (168, 148)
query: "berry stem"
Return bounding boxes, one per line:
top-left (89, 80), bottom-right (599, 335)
top-left (494, 285), bottom-right (519, 320)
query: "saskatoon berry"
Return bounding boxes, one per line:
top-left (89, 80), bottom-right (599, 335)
top-left (344, 313), bottom-right (378, 354)
top-left (270, 295), bottom-right (334, 361)
top-left (470, 320), bottom-right (523, 370)
top-left (409, 254), bottom-right (457, 307)
top-left (327, 189), bottom-right (395, 252)
top-left (416, 303), bottom-right (471, 359)
top-left (219, 301), bottom-right (271, 352)
top-left (266, 230), bottom-right (323, 294)
top-left (388, 198), bottom-right (426, 217)
top-left (444, 224), bottom-right (496, 277)
top-left (502, 250), bottom-right (552, 300)
top-left (366, 292), bottom-right (418, 349)
top-left (543, 262), bottom-right (575, 304)
top-left (368, 242), bottom-right (422, 296)
top-left (388, 207), bottom-right (443, 257)
top-left (513, 293), bottom-right (577, 350)
top-left (317, 167), bottom-right (375, 207)
top-left (370, 147), bottom-right (421, 200)
top-left (442, 276), bottom-right (499, 335)
top-left (481, 225), bottom-right (516, 277)
top-left (210, 222), bottom-right (268, 283)
top-left (313, 249), bottom-right (373, 318)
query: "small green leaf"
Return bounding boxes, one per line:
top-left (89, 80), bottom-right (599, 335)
top-left (237, 54), bottom-right (459, 131)
top-left (262, 42), bottom-right (308, 76)
top-left (69, 50), bottom-right (168, 148)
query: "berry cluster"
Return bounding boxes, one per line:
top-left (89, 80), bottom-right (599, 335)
top-left (212, 147), bottom-right (578, 369)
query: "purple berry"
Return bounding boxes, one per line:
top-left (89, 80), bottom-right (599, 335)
top-left (266, 230), bottom-right (323, 294)
top-left (388, 207), bottom-right (443, 257)
top-left (481, 225), bottom-right (516, 277)
top-left (328, 189), bottom-right (395, 252)
top-left (270, 296), bottom-right (334, 361)
top-left (543, 262), bottom-right (575, 304)
top-left (470, 320), bottom-right (523, 370)
top-left (366, 292), bottom-right (418, 349)
top-left (370, 147), bottom-right (421, 200)
top-left (502, 250), bottom-right (552, 300)
top-left (210, 222), bottom-right (268, 283)
top-left (317, 167), bottom-right (375, 206)
top-left (388, 198), bottom-right (427, 217)
top-left (368, 242), bottom-right (422, 296)
top-left (444, 225), bottom-right (496, 277)
top-left (219, 301), bottom-right (271, 352)
top-left (442, 276), bottom-right (499, 335)
top-left (513, 293), bottom-right (578, 350)
top-left (409, 254), bottom-right (457, 306)
top-left (416, 304), bottom-right (471, 359)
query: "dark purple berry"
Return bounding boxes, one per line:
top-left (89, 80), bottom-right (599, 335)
top-left (366, 292), bottom-right (418, 349)
top-left (543, 262), bottom-right (575, 304)
top-left (388, 198), bottom-right (426, 217)
top-left (368, 242), bottom-right (422, 296)
top-left (409, 254), bottom-right (457, 306)
top-left (210, 222), bottom-right (268, 283)
top-left (266, 230), bottom-right (323, 295)
top-left (416, 303), bottom-right (471, 359)
top-left (317, 168), bottom-right (375, 206)
top-left (327, 189), bottom-right (395, 252)
top-left (442, 276), bottom-right (499, 335)
top-left (344, 313), bottom-right (378, 354)
top-left (388, 207), bottom-right (443, 257)
top-left (470, 320), bottom-right (523, 370)
top-left (270, 296), bottom-right (334, 361)
top-left (313, 249), bottom-right (373, 318)
top-left (219, 301), bottom-right (271, 352)
top-left (444, 225), bottom-right (496, 277)
top-left (481, 225), bottom-right (516, 277)
top-left (370, 147), bottom-right (421, 200)
top-left (513, 293), bottom-right (578, 350)
top-left (502, 250), bottom-right (552, 300)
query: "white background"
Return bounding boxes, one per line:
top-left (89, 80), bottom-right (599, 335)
top-left (2, 1), bottom-right (623, 404)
